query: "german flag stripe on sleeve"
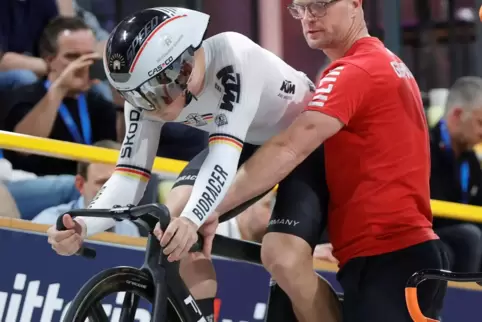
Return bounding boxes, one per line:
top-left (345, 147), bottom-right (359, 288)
top-left (115, 164), bottom-right (151, 182)
top-left (208, 133), bottom-right (243, 151)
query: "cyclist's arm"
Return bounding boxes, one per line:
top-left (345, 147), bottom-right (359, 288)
top-left (77, 102), bottom-right (163, 236)
top-left (180, 64), bottom-right (263, 228)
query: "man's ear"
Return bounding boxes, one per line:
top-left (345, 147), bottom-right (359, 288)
top-left (75, 174), bottom-right (85, 195)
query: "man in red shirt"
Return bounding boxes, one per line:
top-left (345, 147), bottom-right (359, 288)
top-left (214, 0), bottom-right (448, 321)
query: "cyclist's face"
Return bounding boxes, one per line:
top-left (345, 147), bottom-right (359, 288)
top-left (76, 163), bottom-right (115, 206)
top-left (144, 92), bottom-right (186, 121)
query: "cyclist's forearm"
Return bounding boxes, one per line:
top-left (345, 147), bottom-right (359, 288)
top-left (180, 143), bottom-right (241, 228)
top-left (82, 172), bottom-right (150, 236)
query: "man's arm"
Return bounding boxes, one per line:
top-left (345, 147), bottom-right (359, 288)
top-left (77, 102), bottom-right (164, 236)
top-left (14, 83), bottom-right (66, 138)
top-left (0, 53), bottom-right (47, 76)
top-left (216, 112), bottom-right (343, 214)
top-left (216, 63), bottom-right (372, 215)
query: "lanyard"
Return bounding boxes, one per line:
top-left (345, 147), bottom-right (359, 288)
top-left (44, 81), bottom-right (92, 145)
top-left (439, 120), bottom-right (470, 204)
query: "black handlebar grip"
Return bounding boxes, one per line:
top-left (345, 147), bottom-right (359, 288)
top-left (55, 214), bottom-right (97, 259)
top-left (189, 233), bottom-right (204, 253)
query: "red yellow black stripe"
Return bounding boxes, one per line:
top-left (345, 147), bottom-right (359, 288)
top-left (115, 164), bottom-right (151, 182)
top-left (208, 133), bottom-right (243, 151)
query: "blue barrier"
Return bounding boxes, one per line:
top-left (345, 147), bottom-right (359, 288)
top-left (0, 226), bottom-right (481, 321)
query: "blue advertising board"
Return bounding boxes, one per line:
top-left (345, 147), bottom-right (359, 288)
top-left (0, 227), bottom-right (480, 321)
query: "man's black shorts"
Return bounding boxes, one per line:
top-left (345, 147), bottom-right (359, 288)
top-left (172, 143), bottom-right (328, 249)
top-left (337, 239), bottom-right (449, 322)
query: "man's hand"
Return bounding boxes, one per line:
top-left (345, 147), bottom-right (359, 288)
top-left (198, 216), bottom-right (219, 258)
top-left (51, 53), bottom-right (100, 94)
top-left (154, 217), bottom-right (199, 262)
top-left (313, 243), bottom-right (339, 264)
top-left (47, 214), bottom-right (86, 256)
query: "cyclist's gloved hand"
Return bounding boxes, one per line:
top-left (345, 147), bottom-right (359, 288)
top-left (47, 214), bottom-right (86, 256)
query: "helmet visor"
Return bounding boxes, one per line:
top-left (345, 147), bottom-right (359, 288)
top-left (120, 48), bottom-right (195, 111)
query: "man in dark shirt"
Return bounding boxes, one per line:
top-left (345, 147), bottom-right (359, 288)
top-left (0, 0), bottom-right (58, 90)
top-left (4, 17), bottom-right (117, 176)
top-left (430, 77), bottom-right (482, 206)
top-left (430, 76), bottom-right (482, 273)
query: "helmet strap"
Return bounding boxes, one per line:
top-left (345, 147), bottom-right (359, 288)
top-left (184, 90), bottom-right (198, 107)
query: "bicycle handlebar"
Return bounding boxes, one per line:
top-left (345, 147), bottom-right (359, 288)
top-left (405, 269), bottom-right (482, 322)
top-left (56, 203), bottom-right (204, 259)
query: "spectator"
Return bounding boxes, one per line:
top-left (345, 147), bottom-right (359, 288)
top-left (0, 0), bottom-right (58, 90)
top-left (430, 76), bottom-right (482, 206)
top-left (57, 0), bottom-right (114, 101)
top-left (3, 16), bottom-right (117, 176)
top-left (0, 157), bottom-right (79, 220)
top-left (33, 140), bottom-right (140, 237)
top-left (430, 76), bottom-right (482, 272)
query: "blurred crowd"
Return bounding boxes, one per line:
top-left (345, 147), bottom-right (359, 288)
top-left (0, 0), bottom-right (481, 269)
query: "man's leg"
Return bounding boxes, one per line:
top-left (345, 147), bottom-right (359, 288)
top-left (338, 240), bottom-right (449, 322)
top-left (261, 145), bottom-right (342, 322)
top-left (161, 148), bottom-right (217, 320)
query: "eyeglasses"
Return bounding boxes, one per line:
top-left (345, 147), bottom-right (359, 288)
top-left (287, 0), bottom-right (340, 19)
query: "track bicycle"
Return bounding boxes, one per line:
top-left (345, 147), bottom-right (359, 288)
top-left (57, 203), bottom-right (342, 322)
top-left (406, 269), bottom-right (482, 322)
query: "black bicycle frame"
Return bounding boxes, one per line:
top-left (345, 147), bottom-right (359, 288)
top-left (56, 203), bottom-right (270, 322)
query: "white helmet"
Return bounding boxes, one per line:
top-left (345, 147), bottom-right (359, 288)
top-left (104, 7), bottom-right (210, 111)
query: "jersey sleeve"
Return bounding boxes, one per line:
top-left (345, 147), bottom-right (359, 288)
top-left (78, 102), bottom-right (163, 236)
top-left (305, 64), bottom-right (372, 125)
top-left (180, 59), bottom-right (263, 227)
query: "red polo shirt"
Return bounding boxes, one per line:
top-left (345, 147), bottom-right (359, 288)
top-left (306, 37), bottom-right (438, 267)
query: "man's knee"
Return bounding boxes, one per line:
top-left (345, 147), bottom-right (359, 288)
top-left (261, 232), bottom-right (313, 280)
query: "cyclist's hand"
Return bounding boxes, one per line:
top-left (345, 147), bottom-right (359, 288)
top-left (52, 53), bottom-right (100, 94)
top-left (313, 243), bottom-right (339, 264)
top-left (198, 216), bottom-right (218, 258)
top-left (159, 217), bottom-right (198, 262)
top-left (47, 214), bottom-right (85, 256)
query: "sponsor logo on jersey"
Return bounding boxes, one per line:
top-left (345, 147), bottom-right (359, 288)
top-left (280, 80), bottom-right (296, 95)
top-left (109, 53), bottom-right (126, 72)
top-left (120, 109), bottom-right (142, 158)
top-left (183, 113), bottom-right (213, 127)
top-left (175, 174), bottom-right (197, 183)
top-left (192, 165), bottom-right (229, 221)
top-left (214, 114), bottom-right (228, 127)
top-left (216, 65), bottom-right (241, 112)
top-left (268, 218), bottom-right (300, 227)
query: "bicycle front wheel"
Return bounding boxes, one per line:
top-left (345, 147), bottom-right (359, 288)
top-left (64, 266), bottom-right (182, 322)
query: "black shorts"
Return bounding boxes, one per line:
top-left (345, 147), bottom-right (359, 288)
top-left (337, 240), bottom-right (449, 322)
top-left (172, 143), bottom-right (328, 249)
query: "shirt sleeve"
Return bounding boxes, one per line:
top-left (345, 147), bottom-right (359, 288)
top-left (79, 102), bottom-right (164, 236)
top-left (180, 59), bottom-right (263, 227)
top-left (305, 63), bottom-right (372, 125)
